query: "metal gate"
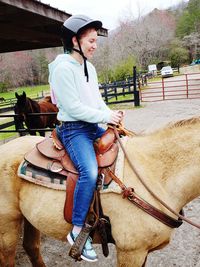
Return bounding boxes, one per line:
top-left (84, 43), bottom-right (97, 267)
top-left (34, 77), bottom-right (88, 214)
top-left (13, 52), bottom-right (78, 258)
top-left (140, 73), bottom-right (200, 102)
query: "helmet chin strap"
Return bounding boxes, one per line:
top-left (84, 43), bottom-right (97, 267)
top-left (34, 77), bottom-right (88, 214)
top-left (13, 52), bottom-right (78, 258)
top-left (72, 39), bottom-right (89, 82)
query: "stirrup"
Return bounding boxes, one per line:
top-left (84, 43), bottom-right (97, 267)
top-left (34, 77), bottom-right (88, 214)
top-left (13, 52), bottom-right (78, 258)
top-left (69, 224), bottom-right (93, 261)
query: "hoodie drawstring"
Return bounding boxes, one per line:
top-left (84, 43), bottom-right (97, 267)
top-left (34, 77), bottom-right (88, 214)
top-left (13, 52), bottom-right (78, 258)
top-left (72, 40), bottom-right (89, 82)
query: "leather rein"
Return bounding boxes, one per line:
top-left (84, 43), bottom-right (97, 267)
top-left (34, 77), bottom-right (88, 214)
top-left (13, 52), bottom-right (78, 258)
top-left (110, 126), bottom-right (200, 230)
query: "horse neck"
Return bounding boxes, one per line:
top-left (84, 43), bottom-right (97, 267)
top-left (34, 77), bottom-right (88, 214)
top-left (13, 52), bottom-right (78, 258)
top-left (126, 124), bottom-right (200, 211)
top-left (165, 163), bottom-right (200, 209)
top-left (159, 124), bottom-right (200, 208)
top-left (26, 98), bottom-right (39, 113)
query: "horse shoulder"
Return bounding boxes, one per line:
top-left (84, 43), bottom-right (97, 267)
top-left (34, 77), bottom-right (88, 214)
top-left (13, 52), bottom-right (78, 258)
top-left (100, 192), bottom-right (172, 253)
top-left (0, 137), bottom-right (43, 218)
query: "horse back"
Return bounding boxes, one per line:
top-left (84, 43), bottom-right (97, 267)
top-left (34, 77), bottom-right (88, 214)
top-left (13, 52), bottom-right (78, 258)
top-left (38, 100), bottom-right (58, 128)
top-left (39, 100), bottom-right (58, 113)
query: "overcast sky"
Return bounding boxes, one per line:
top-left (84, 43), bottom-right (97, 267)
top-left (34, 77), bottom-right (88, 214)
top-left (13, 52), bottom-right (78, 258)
top-left (41, 0), bottom-right (188, 30)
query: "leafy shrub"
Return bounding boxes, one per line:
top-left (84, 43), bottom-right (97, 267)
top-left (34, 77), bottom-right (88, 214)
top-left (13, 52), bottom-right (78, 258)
top-left (0, 82), bottom-right (10, 93)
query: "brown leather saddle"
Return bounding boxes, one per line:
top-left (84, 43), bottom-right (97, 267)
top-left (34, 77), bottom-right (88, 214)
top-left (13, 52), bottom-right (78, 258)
top-left (24, 128), bottom-right (119, 223)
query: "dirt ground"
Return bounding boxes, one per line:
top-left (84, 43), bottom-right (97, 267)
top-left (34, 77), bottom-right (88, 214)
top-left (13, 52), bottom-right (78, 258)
top-left (15, 99), bottom-right (200, 267)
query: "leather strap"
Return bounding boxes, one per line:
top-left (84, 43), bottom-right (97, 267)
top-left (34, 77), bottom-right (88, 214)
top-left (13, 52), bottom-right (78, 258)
top-left (127, 191), bottom-right (182, 228)
top-left (106, 167), bottom-right (182, 228)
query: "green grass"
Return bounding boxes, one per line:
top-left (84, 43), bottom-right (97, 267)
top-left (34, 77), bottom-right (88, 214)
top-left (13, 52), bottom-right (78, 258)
top-left (147, 72), bottom-right (181, 82)
top-left (0, 117), bottom-right (19, 140)
top-left (0, 84), bottom-right (50, 100)
top-left (0, 125), bottom-right (18, 140)
top-left (108, 93), bottom-right (143, 109)
top-left (109, 103), bottom-right (142, 109)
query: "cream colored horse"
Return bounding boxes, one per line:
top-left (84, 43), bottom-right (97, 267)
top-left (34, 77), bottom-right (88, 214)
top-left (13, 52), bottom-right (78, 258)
top-left (1, 117), bottom-right (200, 267)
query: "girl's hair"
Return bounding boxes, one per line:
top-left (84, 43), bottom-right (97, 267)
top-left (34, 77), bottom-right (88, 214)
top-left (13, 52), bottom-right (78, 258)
top-left (60, 26), bottom-right (97, 53)
top-left (60, 26), bottom-right (74, 53)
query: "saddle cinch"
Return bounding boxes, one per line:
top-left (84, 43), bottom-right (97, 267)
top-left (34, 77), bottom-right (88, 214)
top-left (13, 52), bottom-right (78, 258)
top-left (24, 127), bottom-right (119, 223)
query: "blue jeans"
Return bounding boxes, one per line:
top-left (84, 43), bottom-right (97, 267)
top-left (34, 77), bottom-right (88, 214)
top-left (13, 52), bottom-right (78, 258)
top-left (57, 121), bottom-right (105, 226)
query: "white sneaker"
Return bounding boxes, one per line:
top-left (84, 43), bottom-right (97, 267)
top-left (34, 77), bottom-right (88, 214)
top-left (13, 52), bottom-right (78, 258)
top-left (67, 231), bottom-right (98, 262)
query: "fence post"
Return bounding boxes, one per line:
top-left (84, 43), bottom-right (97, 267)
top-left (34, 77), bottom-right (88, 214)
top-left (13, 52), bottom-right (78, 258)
top-left (114, 82), bottom-right (117, 100)
top-left (133, 66), bottom-right (140, 106)
top-left (122, 81), bottom-right (125, 96)
top-left (104, 85), bottom-right (108, 103)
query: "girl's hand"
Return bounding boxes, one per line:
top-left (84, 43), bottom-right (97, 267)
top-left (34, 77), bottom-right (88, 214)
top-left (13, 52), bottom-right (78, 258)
top-left (108, 110), bottom-right (124, 125)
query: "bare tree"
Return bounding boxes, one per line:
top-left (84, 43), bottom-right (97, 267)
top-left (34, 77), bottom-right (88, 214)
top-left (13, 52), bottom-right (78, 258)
top-left (93, 8), bottom-right (176, 75)
top-left (0, 47), bottom-right (61, 89)
top-left (123, 9), bottom-right (176, 68)
top-left (0, 51), bottom-right (34, 88)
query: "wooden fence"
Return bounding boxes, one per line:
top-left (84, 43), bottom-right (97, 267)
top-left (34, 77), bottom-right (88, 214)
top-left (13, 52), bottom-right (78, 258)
top-left (0, 113), bottom-right (56, 135)
top-left (0, 93), bottom-right (45, 113)
top-left (100, 80), bottom-right (139, 105)
top-left (0, 69), bottom-right (140, 136)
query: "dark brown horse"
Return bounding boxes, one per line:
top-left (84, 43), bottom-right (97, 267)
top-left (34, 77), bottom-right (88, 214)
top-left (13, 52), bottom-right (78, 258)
top-left (15, 91), bottom-right (59, 136)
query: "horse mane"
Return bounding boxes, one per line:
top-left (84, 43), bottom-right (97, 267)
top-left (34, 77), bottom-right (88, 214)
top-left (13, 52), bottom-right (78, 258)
top-left (27, 97), bottom-right (40, 111)
top-left (40, 96), bottom-right (52, 103)
top-left (149, 116), bottom-right (200, 137)
top-left (167, 116), bottom-right (200, 129)
top-left (134, 116), bottom-right (200, 138)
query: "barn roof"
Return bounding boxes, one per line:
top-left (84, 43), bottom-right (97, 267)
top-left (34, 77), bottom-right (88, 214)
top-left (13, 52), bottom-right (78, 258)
top-left (0, 0), bottom-right (108, 53)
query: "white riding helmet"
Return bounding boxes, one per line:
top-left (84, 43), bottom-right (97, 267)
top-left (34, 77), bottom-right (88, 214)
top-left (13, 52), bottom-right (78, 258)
top-left (63, 14), bottom-right (102, 35)
top-left (60, 15), bottom-right (103, 82)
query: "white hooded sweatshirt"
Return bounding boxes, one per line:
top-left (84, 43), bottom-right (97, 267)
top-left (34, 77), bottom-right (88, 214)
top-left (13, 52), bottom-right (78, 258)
top-left (48, 54), bottom-right (112, 123)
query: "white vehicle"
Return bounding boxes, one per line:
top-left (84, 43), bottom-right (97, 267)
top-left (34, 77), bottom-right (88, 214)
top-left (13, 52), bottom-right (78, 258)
top-left (161, 66), bottom-right (173, 78)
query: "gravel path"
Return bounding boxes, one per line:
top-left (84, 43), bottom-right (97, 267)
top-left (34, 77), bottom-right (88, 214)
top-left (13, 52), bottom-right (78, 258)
top-left (15, 99), bottom-right (200, 267)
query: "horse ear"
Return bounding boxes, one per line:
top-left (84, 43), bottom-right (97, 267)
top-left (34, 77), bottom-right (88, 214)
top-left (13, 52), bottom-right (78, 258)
top-left (23, 91), bottom-right (26, 97)
top-left (15, 92), bottom-right (19, 99)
